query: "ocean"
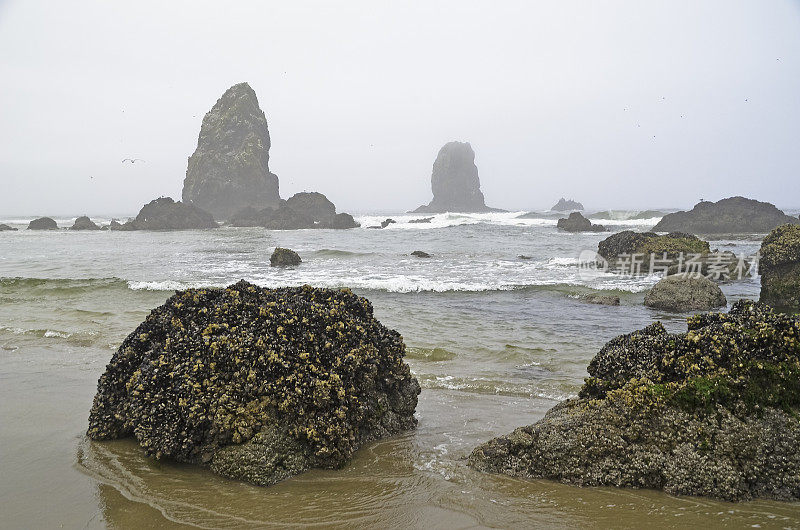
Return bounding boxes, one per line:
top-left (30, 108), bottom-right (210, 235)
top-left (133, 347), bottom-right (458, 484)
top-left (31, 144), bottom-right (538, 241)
top-left (2, 211), bottom-right (798, 528)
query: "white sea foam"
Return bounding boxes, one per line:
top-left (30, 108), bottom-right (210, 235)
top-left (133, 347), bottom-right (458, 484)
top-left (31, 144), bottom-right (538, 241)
top-left (354, 211), bottom-right (662, 230)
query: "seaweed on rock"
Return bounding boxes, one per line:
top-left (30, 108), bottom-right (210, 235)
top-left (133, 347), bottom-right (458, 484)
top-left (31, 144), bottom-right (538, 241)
top-left (87, 281), bottom-right (420, 485)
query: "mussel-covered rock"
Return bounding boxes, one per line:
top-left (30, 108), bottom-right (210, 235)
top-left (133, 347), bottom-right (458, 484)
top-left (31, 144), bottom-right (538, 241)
top-left (270, 247), bottom-right (301, 267)
top-left (27, 217), bottom-right (58, 230)
top-left (644, 273), bottom-right (727, 312)
top-left (759, 224), bottom-right (800, 311)
top-left (469, 301), bottom-right (800, 502)
top-left (87, 281), bottom-right (420, 486)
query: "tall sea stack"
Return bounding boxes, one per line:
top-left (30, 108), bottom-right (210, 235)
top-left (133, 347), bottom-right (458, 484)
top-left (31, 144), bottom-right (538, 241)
top-left (414, 142), bottom-right (498, 213)
top-left (182, 83), bottom-right (280, 220)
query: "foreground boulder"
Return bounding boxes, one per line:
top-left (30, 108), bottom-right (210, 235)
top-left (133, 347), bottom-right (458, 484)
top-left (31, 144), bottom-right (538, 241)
top-left (270, 247), bottom-right (301, 267)
top-left (229, 192), bottom-right (358, 230)
top-left (644, 273), bottom-right (727, 312)
top-left (652, 197), bottom-right (798, 234)
top-left (556, 212), bottom-right (606, 232)
top-left (413, 141), bottom-right (500, 213)
top-left (182, 82), bottom-right (281, 220)
top-left (759, 224), bottom-right (800, 310)
top-left (0, 223), bottom-right (18, 231)
top-left (87, 281), bottom-right (419, 486)
top-left (28, 217), bottom-right (58, 230)
top-left (119, 197), bottom-right (218, 230)
top-left (551, 198), bottom-right (584, 211)
top-left (598, 231), bottom-right (709, 263)
top-left (70, 216), bottom-right (101, 230)
top-left (469, 301), bottom-right (800, 502)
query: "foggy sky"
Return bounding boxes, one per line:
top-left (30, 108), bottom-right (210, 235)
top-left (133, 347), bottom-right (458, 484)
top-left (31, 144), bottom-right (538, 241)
top-left (1, 0), bottom-right (799, 216)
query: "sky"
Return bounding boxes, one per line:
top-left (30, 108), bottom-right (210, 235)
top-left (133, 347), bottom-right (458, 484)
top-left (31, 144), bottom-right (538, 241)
top-left (0, 0), bottom-right (798, 216)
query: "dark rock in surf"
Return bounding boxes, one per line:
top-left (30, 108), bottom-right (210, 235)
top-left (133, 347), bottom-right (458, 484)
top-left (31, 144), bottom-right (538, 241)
top-left (182, 83), bottom-right (281, 220)
top-left (228, 192), bottom-right (358, 230)
top-left (652, 197), bottom-right (798, 234)
top-left (380, 219), bottom-right (396, 229)
top-left (27, 217), bottom-right (58, 230)
top-left (270, 247), bottom-right (301, 267)
top-left (759, 224), bottom-right (800, 311)
top-left (120, 197), bottom-right (218, 230)
top-left (556, 212), bottom-right (606, 232)
top-left (0, 223), bottom-right (18, 231)
top-left (413, 142), bottom-right (500, 213)
top-left (469, 300), bottom-right (800, 502)
top-left (409, 217), bottom-right (433, 224)
top-left (551, 198), bottom-right (584, 211)
top-left (410, 251), bottom-right (431, 258)
top-left (87, 281), bottom-right (419, 487)
top-left (644, 273), bottom-right (727, 312)
top-left (70, 216), bottom-right (101, 231)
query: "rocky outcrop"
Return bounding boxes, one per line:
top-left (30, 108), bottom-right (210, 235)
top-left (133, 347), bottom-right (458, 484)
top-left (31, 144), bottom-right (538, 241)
top-left (87, 281), bottom-right (420, 487)
top-left (652, 197), bottom-right (799, 234)
top-left (228, 192), bottom-right (358, 230)
top-left (107, 220), bottom-right (124, 231)
top-left (759, 224), bottom-right (800, 310)
top-left (413, 142), bottom-right (499, 213)
top-left (0, 223), bottom-right (18, 231)
top-left (644, 273), bottom-right (727, 312)
top-left (598, 231), bottom-right (709, 263)
top-left (410, 251), bottom-right (431, 258)
top-left (27, 217), bottom-right (57, 230)
top-left (182, 83), bottom-right (281, 220)
top-left (70, 216), bottom-right (101, 230)
top-left (469, 301), bottom-right (800, 502)
top-left (270, 247), bottom-right (301, 267)
top-left (551, 198), bottom-right (584, 211)
top-left (120, 197), bottom-right (218, 230)
top-left (556, 212), bottom-right (606, 232)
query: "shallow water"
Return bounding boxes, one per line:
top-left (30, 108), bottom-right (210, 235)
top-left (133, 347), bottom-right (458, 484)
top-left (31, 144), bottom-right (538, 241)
top-left (1, 212), bottom-right (797, 528)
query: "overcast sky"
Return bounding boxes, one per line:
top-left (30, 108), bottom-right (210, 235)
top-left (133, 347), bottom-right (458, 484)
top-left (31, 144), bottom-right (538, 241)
top-left (1, 0), bottom-right (798, 216)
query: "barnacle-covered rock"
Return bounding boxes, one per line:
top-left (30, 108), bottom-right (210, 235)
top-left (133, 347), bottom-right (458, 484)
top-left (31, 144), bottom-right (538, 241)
top-left (759, 224), bottom-right (800, 311)
top-left (270, 247), bottom-right (301, 267)
top-left (469, 301), bottom-right (800, 502)
top-left (87, 281), bottom-right (420, 486)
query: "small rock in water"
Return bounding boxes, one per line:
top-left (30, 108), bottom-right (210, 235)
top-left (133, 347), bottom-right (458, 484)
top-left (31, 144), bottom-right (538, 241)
top-left (644, 273), bottom-right (726, 312)
top-left (410, 250), bottom-right (431, 258)
top-left (70, 216), bottom-right (101, 231)
top-left (270, 247), bottom-right (301, 267)
top-left (27, 217), bottom-right (58, 230)
top-left (518, 255), bottom-right (533, 260)
top-left (556, 212), bottom-right (606, 232)
top-left (380, 219), bottom-right (396, 229)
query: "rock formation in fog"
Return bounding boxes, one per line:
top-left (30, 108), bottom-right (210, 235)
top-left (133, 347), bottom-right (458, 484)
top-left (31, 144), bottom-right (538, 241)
top-left (414, 142), bottom-right (499, 213)
top-left (228, 192), bottom-right (359, 230)
top-left (551, 198), bottom-right (584, 211)
top-left (653, 197), bottom-right (799, 234)
top-left (119, 197), bottom-right (218, 230)
top-left (182, 82), bottom-right (280, 220)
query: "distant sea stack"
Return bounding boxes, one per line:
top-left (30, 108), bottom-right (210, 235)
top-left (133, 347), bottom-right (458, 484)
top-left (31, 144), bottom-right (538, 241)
top-left (414, 142), bottom-right (500, 213)
top-left (182, 82), bottom-right (280, 220)
top-left (551, 198), bottom-right (584, 211)
top-left (653, 197), bottom-right (799, 234)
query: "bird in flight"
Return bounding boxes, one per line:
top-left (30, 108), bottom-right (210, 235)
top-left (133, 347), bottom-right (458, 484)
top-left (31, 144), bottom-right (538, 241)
top-left (122, 158), bottom-right (145, 164)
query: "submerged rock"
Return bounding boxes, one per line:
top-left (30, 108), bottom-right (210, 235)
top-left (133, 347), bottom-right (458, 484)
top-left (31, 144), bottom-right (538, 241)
top-left (87, 281), bottom-right (419, 486)
top-left (270, 247), bottom-right (301, 267)
top-left (413, 142), bottom-right (500, 213)
top-left (120, 197), bottom-right (218, 230)
top-left (469, 301), bottom-right (800, 502)
top-left (410, 250), bottom-right (431, 258)
top-left (551, 198), bottom-right (584, 211)
top-left (556, 212), bottom-right (606, 232)
top-left (644, 273), bottom-right (727, 312)
top-left (182, 82), bottom-right (280, 220)
top-left (70, 216), bottom-right (101, 231)
top-left (759, 224), bottom-right (800, 311)
top-left (582, 294), bottom-right (620, 306)
top-left (0, 223), bottom-right (18, 231)
top-left (652, 197), bottom-right (798, 234)
top-left (27, 217), bottom-right (58, 230)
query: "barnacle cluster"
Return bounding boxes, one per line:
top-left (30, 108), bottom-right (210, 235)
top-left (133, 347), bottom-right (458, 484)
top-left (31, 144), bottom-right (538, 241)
top-left (87, 280), bottom-right (419, 485)
top-left (469, 301), bottom-right (800, 501)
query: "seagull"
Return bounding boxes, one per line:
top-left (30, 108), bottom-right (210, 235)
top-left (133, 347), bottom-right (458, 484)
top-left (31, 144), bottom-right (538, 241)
top-left (122, 158), bottom-right (145, 164)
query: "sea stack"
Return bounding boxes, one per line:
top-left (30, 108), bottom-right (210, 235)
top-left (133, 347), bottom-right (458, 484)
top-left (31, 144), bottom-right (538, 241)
top-left (182, 82), bottom-right (280, 220)
top-left (414, 142), bottom-right (498, 213)
top-left (653, 197), bottom-right (799, 234)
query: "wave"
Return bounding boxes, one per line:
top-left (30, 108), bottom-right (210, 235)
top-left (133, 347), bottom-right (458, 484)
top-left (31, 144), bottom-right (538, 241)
top-left (417, 374), bottom-right (574, 401)
top-left (0, 325), bottom-right (101, 346)
top-left (0, 276), bottom-right (128, 292)
top-left (406, 347), bottom-right (457, 361)
top-left (311, 249), bottom-right (375, 258)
